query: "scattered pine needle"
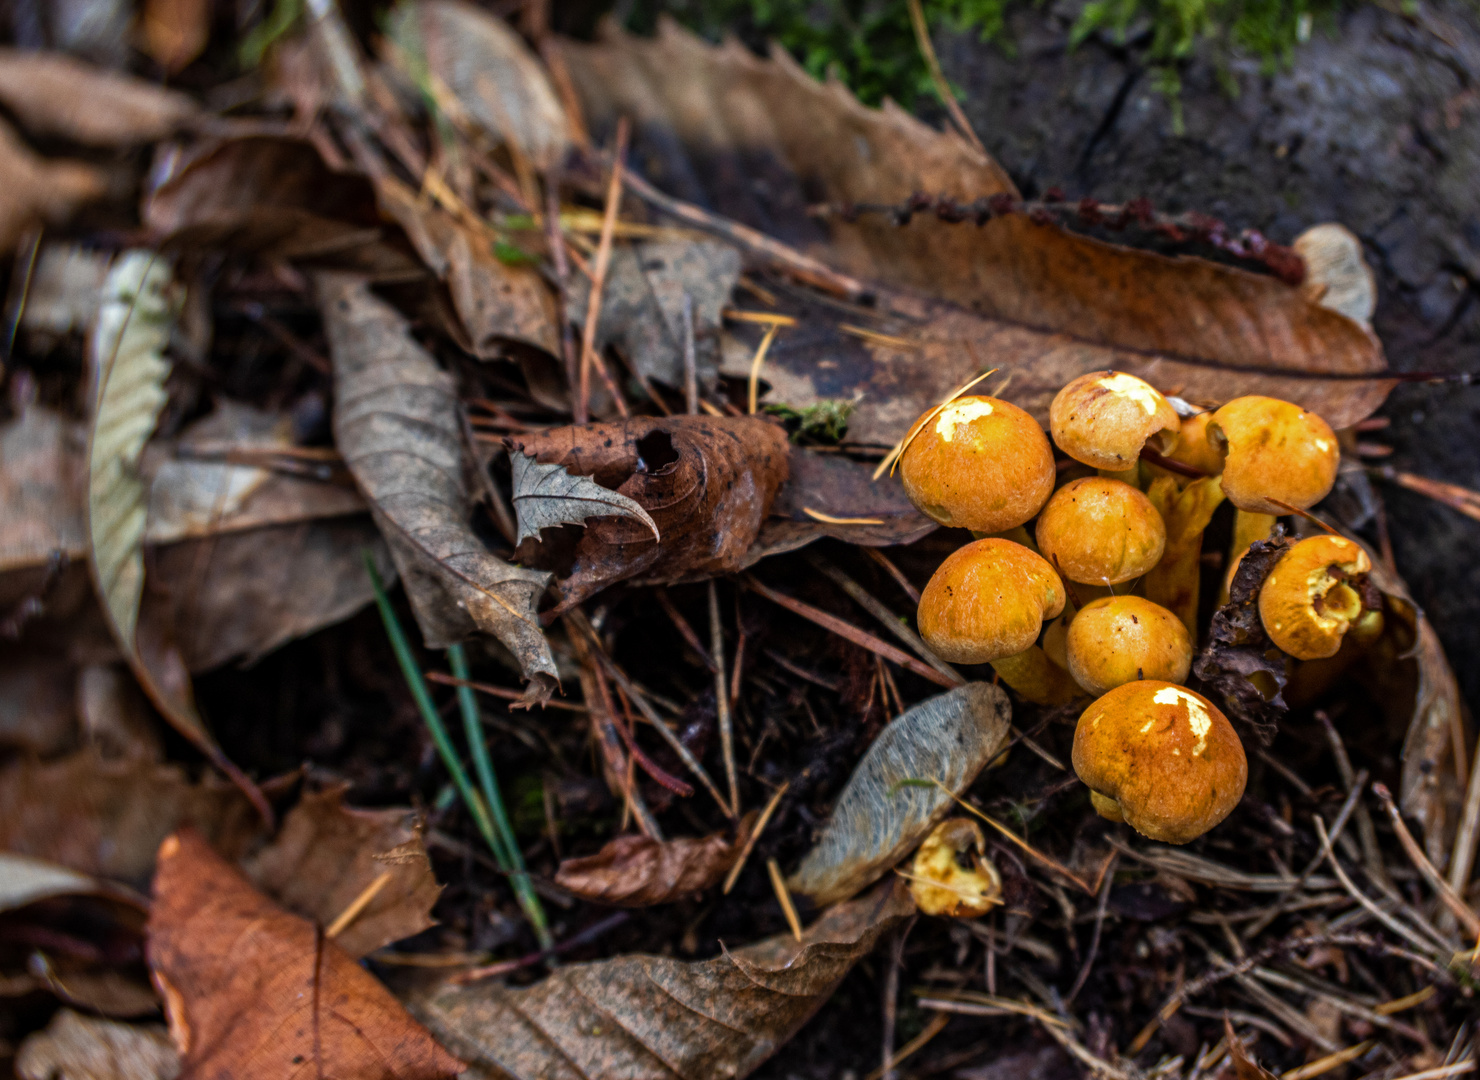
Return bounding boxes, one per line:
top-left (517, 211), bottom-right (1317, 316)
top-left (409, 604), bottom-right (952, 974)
top-left (837, 323), bottom-right (919, 350)
top-left (863, 1012), bottom-right (949, 1080)
top-left (723, 308), bottom-right (797, 326)
top-left (803, 507), bottom-right (886, 525)
top-left (1281, 1040), bottom-right (1376, 1080)
top-left (1375, 466), bottom-right (1480, 524)
top-left (916, 990), bottom-right (1074, 1029)
top-left (874, 368), bottom-right (997, 480)
top-left (424, 670), bottom-right (586, 711)
top-left (724, 781), bottom-right (790, 894)
top-left (938, 781), bottom-right (1092, 893)
top-left (747, 323), bottom-right (782, 415)
top-left (325, 870), bottom-right (392, 939)
top-left (1376, 986), bottom-right (1437, 1015)
top-left (767, 857), bottom-right (803, 941)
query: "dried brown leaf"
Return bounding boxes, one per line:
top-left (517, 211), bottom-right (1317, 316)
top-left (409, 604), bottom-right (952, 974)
top-left (554, 814), bottom-right (754, 906)
top-left (320, 272), bottom-right (559, 697)
top-left (147, 830), bottom-right (464, 1080)
top-left (508, 415), bottom-right (789, 613)
top-left (242, 786), bottom-right (441, 960)
top-left (510, 449), bottom-right (658, 546)
top-left (0, 398), bottom-right (88, 572)
top-left (0, 117), bottom-right (104, 253)
top-left (789, 682), bottom-right (1011, 906)
top-left (0, 853), bottom-right (103, 913)
top-left (16, 1008), bottom-right (179, 1080)
top-left (0, 48), bottom-right (197, 145)
top-left (561, 21), bottom-right (1391, 435)
top-left (141, 0), bottom-right (210, 74)
top-left (410, 879), bottom-right (915, 1080)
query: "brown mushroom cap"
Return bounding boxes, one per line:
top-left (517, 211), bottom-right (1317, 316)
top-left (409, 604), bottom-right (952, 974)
top-left (1073, 681), bottom-right (1247, 844)
top-left (918, 538), bottom-right (1065, 664)
top-left (1035, 477), bottom-right (1166, 585)
top-left (1209, 396), bottom-right (1340, 514)
top-left (1164, 411), bottom-right (1226, 477)
top-left (1259, 534), bottom-right (1373, 660)
top-left (908, 818), bottom-right (1001, 918)
top-left (899, 396), bottom-right (1057, 532)
top-left (1050, 371), bottom-right (1181, 470)
top-left (1066, 596), bottom-right (1193, 696)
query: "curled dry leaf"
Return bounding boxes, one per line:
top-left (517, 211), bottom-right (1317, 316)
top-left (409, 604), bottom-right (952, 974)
top-left (788, 682), bottom-right (1011, 906)
top-left (509, 415), bottom-right (789, 613)
top-left (0, 117), bottom-right (105, 253)
top-left (320, 272), bottom-right (559, 698)
top-left (242, 786), bottom-right (441, 960)
top-left (554, 813), bottom-right (755, 907)
top-left (0, 48), bottom-right (197, 146)
top-left (410, 879), bottom-right (915, 1080)
top-left (386, 0), bottom-right (570, 170)
top-left (561, 21), bottom-right (1391, 437)
top-left (16, 1008), bottom-right (179, 1080)
top-left (1192, 533), bottom-right (1294, 745)
top-left (147, 830), bottom-right (464, 1080)
top-left (510, 449), bottom-right (658, 547)
top-left (0, 853), bottom-right (105, 913)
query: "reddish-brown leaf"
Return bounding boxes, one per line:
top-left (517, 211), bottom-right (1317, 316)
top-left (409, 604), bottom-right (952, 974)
top-left (147, 830), bottom-right (463, 1080)
top-left (554, 814), bottom-right (755, 907)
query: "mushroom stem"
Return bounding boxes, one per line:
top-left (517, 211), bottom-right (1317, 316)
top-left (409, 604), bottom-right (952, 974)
top-left (1097, 463), bottom-right (1142, 489)
top-left (1221, 509), bottom-right (1277, 603)
top-left (1144, 474), bottom-right (1226, 637)
top-left (989, 646), bottom-right (1081, 706)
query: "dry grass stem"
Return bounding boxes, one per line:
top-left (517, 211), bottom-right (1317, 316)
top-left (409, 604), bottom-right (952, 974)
top-left (576, 116), bottom-right (631, 424)
top-left (325, 870), bottom-right (393, 939)
top-left (746, 322), bottom-right (782, 415)
top-left (710, 581), bottom-right (740, 816)
top-left (767, 857), bottom-right (803, 941)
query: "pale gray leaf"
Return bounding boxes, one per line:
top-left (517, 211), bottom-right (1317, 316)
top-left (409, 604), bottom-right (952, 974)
top-left (789, 682), bottom-right (1011, 906)
top-left (510, 450), bottom-right (659, 546)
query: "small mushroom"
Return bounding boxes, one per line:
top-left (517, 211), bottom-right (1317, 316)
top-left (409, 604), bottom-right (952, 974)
top-left (1073, 681), bottom-right (1247, 844)
top-left (1258, 534), bottom-right (1373, 660)
top-left (1036, 477), bottom-right (1166, 585)
top-left (1143, 474), bottom-right (1226, 635)
top-left (907, 817), bottom-right (1001, 918)
top-left (1066, 596), bottom-right (1193, 696)
top-left (899, 395), bottom-right (1057, 532)
top-left (1050, 370), bottom-right (1181, 471)
top-left (1162, 411), bottom-right (1226, 478)
top-left (1208, 396), bottom-right (1340, 514)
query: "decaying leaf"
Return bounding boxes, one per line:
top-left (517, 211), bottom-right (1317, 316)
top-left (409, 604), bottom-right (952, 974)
top-left (0, 116), bottom-right (105, 253)
top-left (0, 398), bottom-right (88, 573)
top-left (0, 48), bottom-right (197, 146)
top-left (1226, 1017), bottom-right (1280, 1080)
top-left (320, 272), bottom-right (559, 698)
top-left (508, 415), bottom-right (789, 613)
top-left (386, 0), bottom-right (571, 170)
top-left (560, 21), bottom-right (1392, 437)
top-left (1193, 533), bottom-right (1293, 744)
top-left (1294, 223), bottom-right (1377, 329)
top-left (242, 786), bottom-right (441, 960)
top-left (410, 879), bottom-right (915, 1080)
top-left (554, 814), bottom-right (754, 907)
top-left (510, 449), bottom-right (658, 547)
top-left (788, 682), bottom-right (1011, 906)
top-left (0, 752), bottom-right (262, 890)
top-left (148, 830), bottom-right (464, 1080)
top-left (18, 243), bottom-right (114, 348)
top-left (0, 853), bottom-right (105, 913)
top-left (16, 1008), bottom-right (179, 1080)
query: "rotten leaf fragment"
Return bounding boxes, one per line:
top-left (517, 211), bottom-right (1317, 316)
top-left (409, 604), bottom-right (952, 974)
top-left (0, 48), bottom-right (198, 146)
top-left (510, 449), bottom-right (658, 547)
top-left (1193, 533), bottom-right (1293, 744)
top-left (0, 117), bottom-right (104, 252)
top-left (509, 415), bottom-right (789, 613)
top-left (561, 21), bottom-right (1391, 437)
top-left (789, 682), bottom-right (1011, 906)
top-left (554, 815), bottom-right (754, 907)
top-left (147, 830), bottom-right (464, 1080)
top-left (410, 879), bottom-right (915, 1080)
top-left (320, 273), bottom-right (559, 698)
top-left (0, 397), bottom-right (88, 574)
top-left (15, 1008), bottom-right (179, 1080)
top-left (242, 786), bottom-right (441, 960)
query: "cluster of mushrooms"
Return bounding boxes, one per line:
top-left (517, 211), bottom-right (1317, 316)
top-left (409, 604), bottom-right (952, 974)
top-left (892, 371), bottom-right (1378, 916)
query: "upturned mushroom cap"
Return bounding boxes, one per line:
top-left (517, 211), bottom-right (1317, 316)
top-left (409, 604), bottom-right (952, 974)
top-left (1066, 596), bottom-right (1193, 696)
top-left (1209, 397), bottom-right (1340, 514)
top-left (1035, 477), bottom-right (1166, 585)
top-left (1050, 371), bottom-right (1181, 470)
top-left (899, 396), bottom-right (1056, 532)
top-left (1073, 681), bottom-right (1247, 844)
top-left (907, 818), bottom-right (1001, 918)
top-left (918, 538), bottom-right (1065, 664)
top-left (1165, 411), bottom-right (1226, 476)
top-left (1259, 534), bottom-right (1373, 660)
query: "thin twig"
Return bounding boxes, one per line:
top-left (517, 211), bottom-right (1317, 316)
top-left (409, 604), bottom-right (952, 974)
top-left (544, 171), bottom-right (582, 407)
top-left (1374, 782), bottom-right (1480, 938)
top-left (1449, 728), bottom-right (1480, 914)
top-left (768, 858), bottom-right (802, 941)
top-left (681, 292), bottom-right (699, 415)
top-left (710, 581), bottom-right (740, 816)
top-left (1315, 816), bottom-right (1444, 960)
top-left (425, 671), bottom-right (586, 711)
top-left (724, 781), bottom-right (790, 893)
top-left (905, 0), bottom-right (986, 155)
top-left (881, 916), bottom-right (917, 1080)
top-left (864, 547), bottom-right (922, 604)
top-left (654, 588), bottom-right (717, 672)
top-left (576, 116), bottom-right (631, 424)
top-left (1066, 853), bottom-right (1116, 1004)
top-left (1317, 711), bottom-right (1387, 883)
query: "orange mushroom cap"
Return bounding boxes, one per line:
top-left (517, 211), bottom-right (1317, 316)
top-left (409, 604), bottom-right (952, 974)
top-left (899, 396), bottom-right (1056, 532)
top-left (1073, 681), bottom-right (1247, 844)
top-left (1050, 371), bottom-right (1181, 470)
top-left (1258, 534), bottom-right (1373, 660)
top-left (1035, 477), bottom-right (1166, 585)
top-left (1066, 596), bottom-right (1193, 696)
top-left (918, 538), bottom-right (1065, 665)
top-left (1209, 397), bottom-right (1340, 514)
top-left (1164, 411), bottom-right (1226, 477)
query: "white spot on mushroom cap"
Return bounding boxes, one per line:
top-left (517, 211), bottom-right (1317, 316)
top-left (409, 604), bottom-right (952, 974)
top-left (1095, 373), bottom-right (1163, 416)
top-left (1315, 438), bottom-right (1333, 452)
top-left (935, 398), bottom-right (995, 442)
top-left (1153, 686), bottom-right (1212, 755)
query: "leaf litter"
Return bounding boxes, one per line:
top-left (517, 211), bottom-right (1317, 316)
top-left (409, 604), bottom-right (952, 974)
top-left (0, 5), bottom-right (1475, 1080)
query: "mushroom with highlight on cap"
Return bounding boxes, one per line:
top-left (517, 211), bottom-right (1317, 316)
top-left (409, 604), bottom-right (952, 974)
top-left (1036, 477), bottom-right (1166, 586)
top-left (1073, 681), bottom-right (1247, 844)
top-left (1208, 396), bottom-right (1340, 514)
top-left (1066, 596), bottom-right (1193, 696)
top-left (898, 395), bottom-right (1057, 532)
top-left (1050, 370), bottom-right (1181, 473)
top-left (1258, 534), bottom-right (1374, 660)
top-left (906, 817), bottom-right (1002, 918)
top-left (917, 537), bottom-right (1077, 704)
